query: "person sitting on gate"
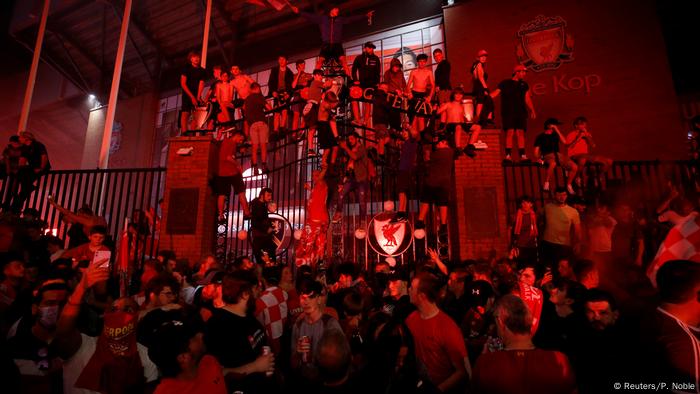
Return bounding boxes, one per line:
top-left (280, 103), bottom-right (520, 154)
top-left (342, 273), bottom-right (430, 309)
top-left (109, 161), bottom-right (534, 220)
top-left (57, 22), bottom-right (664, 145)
top-left (534, 118), bottom-right (578, 193)
top-left (565, 116), bottom-right (613, 190)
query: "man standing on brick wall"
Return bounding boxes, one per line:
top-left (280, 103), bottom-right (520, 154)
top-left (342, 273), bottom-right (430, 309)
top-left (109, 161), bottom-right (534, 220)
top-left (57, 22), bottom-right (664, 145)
top-left (490, 64), bottom-right (536, 162)
top-left (214, 130), bottom-right (250, 222)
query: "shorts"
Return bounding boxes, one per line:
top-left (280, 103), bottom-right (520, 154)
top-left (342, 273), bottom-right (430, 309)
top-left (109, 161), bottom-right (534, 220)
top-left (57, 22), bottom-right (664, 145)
top-left (181, 94), bottom-right (196, 112)
top-left (501, 112), bottom-right (528, 131)
top-left (374, 124), bottom-right (389, 140)
top-left (473, 85), bottom-right (488, 104)
top-left (213, 173), bottom-right (245, 196)
top-left (317, 121), bottom-right (337, 149)
top-left (397, 169), bottom-right (416, 194)
top-left (421, 184), bottom-right (449, 206)
top-left (320, 43), bottom-right (345, 61)
top-left (445, 123), bottom-right (469, 135)
top-left (274, 91), bottom-right (290, 108)
top-left (232, 98), bottom-right (245, 109)
top-left (250, 121), bottom-right (269, 145)
top-left (410, 91), bottom-right (428, 120)
top-left (303, 102), bottom-right (319, 128)
top-left (291, 93), bottom-right (304, 113)
top-left (543, 153), bottom-right (574, 170)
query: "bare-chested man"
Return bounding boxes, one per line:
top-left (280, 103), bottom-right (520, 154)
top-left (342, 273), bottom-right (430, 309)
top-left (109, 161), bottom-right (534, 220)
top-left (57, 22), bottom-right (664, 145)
top-left (407, 53), bottom-right (434, 133)
top-left (230, 65), bottom-right (255, 133)
top-left (437, 87), bottom-right (480, 158)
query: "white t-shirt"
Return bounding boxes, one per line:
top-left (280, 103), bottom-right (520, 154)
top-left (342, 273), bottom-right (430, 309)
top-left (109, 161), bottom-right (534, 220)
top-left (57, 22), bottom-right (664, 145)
top-left (62, 333), bottom-right (158, 394)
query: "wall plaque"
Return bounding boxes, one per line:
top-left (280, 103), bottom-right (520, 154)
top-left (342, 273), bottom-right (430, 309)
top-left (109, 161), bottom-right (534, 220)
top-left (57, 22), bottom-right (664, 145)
top-left (166, 188), bottom-right (199, 234)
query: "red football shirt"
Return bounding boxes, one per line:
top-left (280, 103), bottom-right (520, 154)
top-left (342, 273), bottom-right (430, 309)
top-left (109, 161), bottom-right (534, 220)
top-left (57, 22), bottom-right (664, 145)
top-left (405, 310), bottom-right (468, 386)
top-left (218, 137), bottom-right (240, 177)
top-left (473, 349), bottom-right (576, 394)
top-left (154, 355), bottom-right (227, 394)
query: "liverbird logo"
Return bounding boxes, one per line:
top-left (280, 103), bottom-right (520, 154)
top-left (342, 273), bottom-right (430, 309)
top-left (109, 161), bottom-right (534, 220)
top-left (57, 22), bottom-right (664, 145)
top-left (371, 216), bottom-right (406, 256)
top-left (382, 223), bottom-right (401, 247)
top-left (516, 15), bottom-right (575, 72)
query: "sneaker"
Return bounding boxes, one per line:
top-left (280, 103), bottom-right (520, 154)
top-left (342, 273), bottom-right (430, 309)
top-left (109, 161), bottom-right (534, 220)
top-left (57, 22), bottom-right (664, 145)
top-left (465, 144), bottom-right (477, 158)
top-left (473, 141), bottom-right (488, 150)
top-left (520, 155), bottom-right (530, 162)
top-left (567, 184), bottom-right (575, 194)
top-left (543, 181), bottom-right (550, 192)
top-left (217, 213), bottom-right (226, 222)
top-left (504, 154), bottom-right (512, 162)
top-left (308, 149), bottom-right (316, 157)
top-left (243, 213), bottom-right (252, 221)
top-left (414, 220), bottom-right (426, 230)
top-left (332, 212), bottom-right (342, 224)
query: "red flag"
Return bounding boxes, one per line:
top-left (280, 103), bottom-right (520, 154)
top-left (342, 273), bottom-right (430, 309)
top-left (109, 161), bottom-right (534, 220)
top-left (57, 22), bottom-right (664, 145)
top-left (246, 0), bottom-right (288, 11)
top-left (117, 231), bottom-right (130, 272)
top-left (647, 213), bottom-right (700, 286)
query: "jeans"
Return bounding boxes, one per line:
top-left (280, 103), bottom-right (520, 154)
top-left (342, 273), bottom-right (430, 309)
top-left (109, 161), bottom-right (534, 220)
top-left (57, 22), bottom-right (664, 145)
top-left (336, 179), bottom-right (368, 218)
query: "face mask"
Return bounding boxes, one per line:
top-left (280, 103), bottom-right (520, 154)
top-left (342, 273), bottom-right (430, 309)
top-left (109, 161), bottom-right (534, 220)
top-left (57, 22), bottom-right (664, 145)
top-left (38, 305), bottom-right (60, 330)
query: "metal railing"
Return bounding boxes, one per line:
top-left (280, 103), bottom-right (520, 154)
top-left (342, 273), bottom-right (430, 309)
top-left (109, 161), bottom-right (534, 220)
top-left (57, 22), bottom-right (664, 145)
top-left (217, 126), bottom-right (431, 268)
top-left (503, 160), bottom-right (695, 222)
top-left (0, 168), bottom-right (166, 262)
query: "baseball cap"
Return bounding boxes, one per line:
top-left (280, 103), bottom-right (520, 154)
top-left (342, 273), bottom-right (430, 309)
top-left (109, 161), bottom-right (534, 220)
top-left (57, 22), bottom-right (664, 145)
top-left (477, 49), bottom-right (488, 57)
top-left (544, 118), bottom-right (562, 129)
top-left (364, 41), bottom-right (376, 49)
top-left (466, 280), bottom-right (495, 309)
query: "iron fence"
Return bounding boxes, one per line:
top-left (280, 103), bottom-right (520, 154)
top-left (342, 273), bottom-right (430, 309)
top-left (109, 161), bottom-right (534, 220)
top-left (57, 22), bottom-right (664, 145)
top-left (0, 168), bottom-right (166, 262)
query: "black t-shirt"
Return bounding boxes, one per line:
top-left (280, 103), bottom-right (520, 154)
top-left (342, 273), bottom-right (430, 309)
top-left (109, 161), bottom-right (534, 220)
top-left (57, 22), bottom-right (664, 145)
top-left (426, 147), bottom-right (454, 187)
top-left (435, 60), bottom-right (452, 90)
top-left (205, 309), bottom-right (269, 392)
top-left (21, 141), bottom-right (50, 171)
top-left (181, 65), bottom-right (206, 97)
top-left (244, 93), bottom-right (268, 125)
top-left (535, 132), bottom-right (560, 155)
top-left (497, 79), bottom-right (529, 116)
top-left (250, 199), bottom-right (271, 235)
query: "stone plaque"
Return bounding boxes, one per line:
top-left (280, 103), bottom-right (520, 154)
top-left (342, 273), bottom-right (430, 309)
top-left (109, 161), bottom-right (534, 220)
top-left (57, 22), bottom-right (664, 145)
top-left (166, 188), bottom-right (199, 234)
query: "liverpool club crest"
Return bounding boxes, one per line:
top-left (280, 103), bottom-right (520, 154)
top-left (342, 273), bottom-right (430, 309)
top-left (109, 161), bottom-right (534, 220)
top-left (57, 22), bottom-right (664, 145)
top-left (367, 212), bottom-right (413, 257)
top-left (516, 15), bottom-right (575, 72)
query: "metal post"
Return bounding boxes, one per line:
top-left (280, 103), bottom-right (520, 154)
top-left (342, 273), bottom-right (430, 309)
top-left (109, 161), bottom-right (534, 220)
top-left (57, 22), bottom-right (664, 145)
top-left (18, 0), bottom-right (51, 134)
top-left (201, 0), bottom-right (212, 68)
top-left (99, 0), bottom-right (132, 169)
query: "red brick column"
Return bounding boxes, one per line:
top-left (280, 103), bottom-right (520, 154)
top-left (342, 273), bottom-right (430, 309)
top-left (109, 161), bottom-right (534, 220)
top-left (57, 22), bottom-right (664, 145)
top-left (160, 136), bottom-right (219, 265)
top-left (452, 129), bottom-right (508, 260)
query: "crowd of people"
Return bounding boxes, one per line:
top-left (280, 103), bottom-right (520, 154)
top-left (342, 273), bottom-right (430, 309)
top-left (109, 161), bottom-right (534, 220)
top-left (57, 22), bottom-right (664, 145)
top-left (2, 3), bottom-right (700, 394)
top-left (0, 187), bottom-right (699, 393)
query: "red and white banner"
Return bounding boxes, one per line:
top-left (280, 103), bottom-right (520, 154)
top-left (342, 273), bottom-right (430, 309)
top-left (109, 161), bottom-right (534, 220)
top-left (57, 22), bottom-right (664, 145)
top-left (647, 213), bottom-right (700, 286)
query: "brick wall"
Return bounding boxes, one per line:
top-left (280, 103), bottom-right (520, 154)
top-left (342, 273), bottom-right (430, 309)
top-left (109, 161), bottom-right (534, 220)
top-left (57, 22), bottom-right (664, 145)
top-left (160, 136), bottom-right (219, 265)
top-left (452, 129), bottom-right (509, 260)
